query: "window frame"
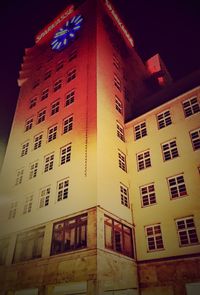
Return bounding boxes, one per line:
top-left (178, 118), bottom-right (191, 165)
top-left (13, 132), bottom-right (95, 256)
top-left (175, 216), bottom-right (199, 247)
top-left (156, 109), bottom-right (172, 129)
top-left (190, 128), bottom-right (200, 151)
top-left (145, 223), bottom-right (164, 252)
top-left (136, 150), bottom-right (151, 171)
top-left (161, 138), bottom-right (179, 161)
top-left (134, 121), bottom-right (147, 140)
top-left (167, 174), bottom-right (187, 199)
top-left (140, 183), bottom-right (157, 207)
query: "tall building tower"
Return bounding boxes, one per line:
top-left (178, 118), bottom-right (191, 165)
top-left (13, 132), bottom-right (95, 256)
top-left (0, 0), bottom-right (200, 294)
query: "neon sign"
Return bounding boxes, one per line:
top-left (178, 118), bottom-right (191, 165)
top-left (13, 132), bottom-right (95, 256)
top-left (104, 0), bottom-right (134, 47)
top-left (35, 5), bottom-right (74, 44)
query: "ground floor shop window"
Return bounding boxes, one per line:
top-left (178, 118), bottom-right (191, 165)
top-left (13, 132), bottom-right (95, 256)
top-left (51, 214), bottom-right (87, 255)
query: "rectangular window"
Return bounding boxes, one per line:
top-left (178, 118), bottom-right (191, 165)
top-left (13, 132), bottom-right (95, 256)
top-left (33, 80), bottom-right (40, 89)
top-left (51, 100), bottom-right (60, 115)
top-left (137, 150), bottom-right (151, 171)
top-left (167, 174), bottom-right (187, 199)
top-left (48, 125), bottom-right (57, 142)
top-left (114, 74), bottom-right (121, 91)
top-left (8, 201), bottom-right (17, 219)
top-left (117, 122), bottom-right (125, 141)
top-left (113, 54), bottom-right (120, 69)
top-left (161, 139), bottom-right (179, 161)
top-left (190, 128), bottom-right (200, 150)
top-left (29, 161), bottom-right (38, 179)
top-left (15, 168), bottom-right (24, 185)
top-left (182, 96), bottom-right (199, 117)
top-left (63, 115), bottom-right (73, 134)
top-left (44, 70), bottom-right (51, 80)
top-left (56, 60), bottom-right (64, 71)
top-left (25, 118), bottom-right (33, 132)
top-left (21, 141), bottom-right (29, 157)
top-left (67, 68), bottom-right (76, 83)
top-left (34, 133), bottom-right (43, 150)
top-left (68, 49), bottom-right (77, 62)
top-left (60, 144), bottom-right (72, 165)
top-left (13, 227), bottom-right (45, 263)
top-left (29, 97), bottom-right (37, 109)
top-left (145, 224), bottom-right (164, 251)
top-left (120, 184), bottom-right (129, 207)
top-left (134, 122), bottom-right (147, 140)
top-left (23, 195), bottom-right (33, 214)
top-left (39, 186), bottom-right (51, 208)
top-left (115, 96), bottom-right (123, 114)
top-left (51, 214), bottom-right (87, 255)
top-left (54, 79), bottom-right (62, 92)
top-left (41, 88), bottom-right (49, 100)
top-left (104, 215), bottom-right (134, 258)
top-left (118, 151), bottom-right (127, 172)
top-left (176, 217), bottom-right (199, 246)
top-left (65, 89), bottom-right (75, 107)
top-left (157, 109), bottom-right (172, 129)
top-left (0, 239), bottom-right (9, 265)
top-left (57, 178), bottom-right (69, 202)
top-left (37, 109), bottom-right (46, 123)
top-left (140, 183), bottom-right (156, 207)
top-left (44, 153), bottom-right (54, 172)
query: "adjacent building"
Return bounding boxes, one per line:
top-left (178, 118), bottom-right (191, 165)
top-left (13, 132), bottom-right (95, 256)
top-left (0, 0), bottom-right (199, 294)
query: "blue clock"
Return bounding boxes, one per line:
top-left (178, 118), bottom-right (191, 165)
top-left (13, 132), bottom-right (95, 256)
top-left (51, 14), bottom-right (83, 51)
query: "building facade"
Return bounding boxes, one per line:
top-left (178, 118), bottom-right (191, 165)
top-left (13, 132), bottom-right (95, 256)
top-left (0, 0), bottom-right (199, 294)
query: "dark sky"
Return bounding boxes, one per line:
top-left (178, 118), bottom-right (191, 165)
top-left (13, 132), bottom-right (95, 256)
top-left (0, 0), bottom-right (199, 167)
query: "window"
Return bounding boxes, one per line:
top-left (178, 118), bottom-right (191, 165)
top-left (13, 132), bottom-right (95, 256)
top-left (48, 125), bottom-right (57, 142)
top-left (51, 214), bottom-right (87, 255)
top-left (157, 109), bottom-right (172, 129)
top-left (140, 184), bottom-right (156, 207)
top-left (63, 115), bottom-right (73, 134)
top-left (117, 122), bottom-right (125, 141)
top-left (68, 49), bottom-right (77, 62)
top-left (39, 186), bottom-right (51, 208)
top-left (44, 70), bottom-right (51, 80)
top-left (67, 68), bottom-right (76, 83)
top-left (104, 216), bottom-right (134, 258)
top-left (51, 100), bottom-right (60, 115)
top-left (23, 195), bottom-right (33, 214)
top-left (137, 150), bottom-right (151, 171)
top-left (161, 139), bottom-right (179, 161)
top-left (54, 79), bottom-right (62, 92)
top-left (15, 168), bottom-right (24, 185)
top-left (182, 96), bottom-right (199, 117)
top-left (34, 133), bottom-right (43, 150)
top-left (37, 109), bottom-right (46, 123)
top-left (190, 128), bottom-right (200, 150)
top-left (145, 224), bottom-right (164, 251)
top-left (113, 54), bottom-right (120, 69)
top-left (114, 74), bottom-right (121, 91)
top-left (118, 151), bottom-right (127, 172)
top-left (60, 144), bottom-right (72, 165)
top-left (29, 161), bottom-right (38, 179)
top-left (56, 60), bottom-right (64, 71)
top-left (134, 122), bottom-right (147, 140)
top-left (33, 80), bottom-right (40, 89)
top-left (8, 201), bottom-right (17, 219)
top-left (25, 118), bottom-right (33, 132)
top-left (115, 96), bottom-right (123, 114)
top-left (176, 217), bottom-right (199, 246)
top-left (167, 174), bottom-right (187, 199)
top-left (0, 239), bottom-right (9, 265)
top-left (120, 184), bottom-right (129, 207)
top-left (57, 178), bottom-right (69, 202)
top-left (41, 88), bottom-right (49, 100)
top-left (21, 141), bottom-right (29, 157)
top-left (13, 227), bottom-right (45, 263)
top-left (44, 153), bottom-right (54, 172)
top-left (65, 89), bottom-right (75, 107)
top-left (29, 97), bottom-right (37, 109)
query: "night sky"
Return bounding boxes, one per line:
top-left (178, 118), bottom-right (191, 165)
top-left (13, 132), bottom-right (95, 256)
top-left (0, 0), bottom-right (199, 168)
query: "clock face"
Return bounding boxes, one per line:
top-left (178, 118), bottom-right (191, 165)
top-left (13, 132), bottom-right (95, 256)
top-left (51, 14), bottom-right (83, 51)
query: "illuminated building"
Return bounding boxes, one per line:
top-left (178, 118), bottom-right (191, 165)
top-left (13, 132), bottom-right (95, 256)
top-left (0, 0), bottom-right (199, 294)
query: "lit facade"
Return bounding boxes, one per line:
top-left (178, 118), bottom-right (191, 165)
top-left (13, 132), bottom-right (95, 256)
top-left (0, 0), bottom-right (199, 294)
